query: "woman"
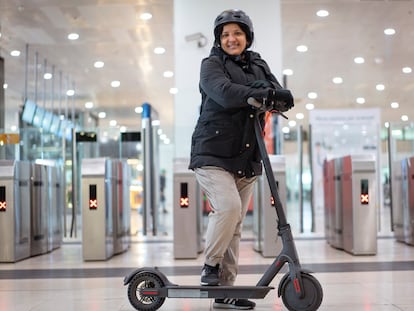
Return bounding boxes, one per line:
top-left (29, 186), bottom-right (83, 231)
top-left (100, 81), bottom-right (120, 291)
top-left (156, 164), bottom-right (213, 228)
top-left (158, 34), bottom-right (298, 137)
top-left (189, 9), bottom-right (293, 310)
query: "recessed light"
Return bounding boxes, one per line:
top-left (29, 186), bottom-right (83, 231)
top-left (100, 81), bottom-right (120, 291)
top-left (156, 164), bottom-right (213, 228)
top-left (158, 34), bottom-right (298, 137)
top-left (98, 112), bottom-right (106, 119)
top-left (163, 71), bottom-right (174, 78)
top-left (283, 69), bottom-right (293, 76)
top-left (66, 89), bottom-right (75, 96)
top-left (169, 87), bottom-right (178, 94)
top-left (94, 61), bottom-right (104, 68)
top-left (296, 113), bottom-right (304, 120)
top-left (111, 80), bottom-right (120, 88)
top-left (305, 103), bottom-right (315, 110)
top-left (401, 115), bottom-right (408, 122)
top-left (109, 120), bottom-right (117, 126)
top-left (402, 67), bottom-right (412, 74)
top-left (135, 106), bottom-right (143, 114)
top-left (390, 102), bottom-right (399, 109)
top-left (376, 84), bottom-right (385, 91)
top-left (296, 45), bottom-right (308, 52)
top-left (354, 57), bottom-right (365, 64)
top-left (3, 83), bottom-right (8, 89)
top-left (154, 47), bottom-right (166, 54)
top-left (288, 120), bottom-right (297, 127)
top-left (332, 77), bottom-right (343, 84)
top-left (43, 73), bottom-right (52, 80)
top-left (316, 10), bottom-right (329, 17)
top-left (356, 97), bottom-right (365, 104)
top-left (67, 33), bottom-right (79, 40)
top-left (308, 92), bottom-right (318, 99)
top-left (85, 101), bottom-right (94, 109)
top-left (282, 127), bottom-right (290, 134)
top-left (140, 12), bottom-right (152, 20)
top-left (10, 50), bottom-right (21, 57)
top-left (384, 28), bottom-right (396, 36)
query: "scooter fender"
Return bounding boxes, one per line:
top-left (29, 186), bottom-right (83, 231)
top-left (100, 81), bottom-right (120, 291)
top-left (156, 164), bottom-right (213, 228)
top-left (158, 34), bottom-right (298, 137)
top-left (123, 267), bottom-right (174, 286)
top-left (277, 268), bottom-right (314, 297)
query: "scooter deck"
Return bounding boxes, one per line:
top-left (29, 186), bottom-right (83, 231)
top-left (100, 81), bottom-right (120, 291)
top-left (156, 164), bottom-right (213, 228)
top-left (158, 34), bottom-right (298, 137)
top-left (142, 285), bottom-right (274, 299)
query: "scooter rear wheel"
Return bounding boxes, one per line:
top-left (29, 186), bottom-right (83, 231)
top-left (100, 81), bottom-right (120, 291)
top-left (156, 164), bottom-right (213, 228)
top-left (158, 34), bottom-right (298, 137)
top-left (279, 271), bottom-right (323, 311)
top-left (127, 271), bottom-right (166, 311)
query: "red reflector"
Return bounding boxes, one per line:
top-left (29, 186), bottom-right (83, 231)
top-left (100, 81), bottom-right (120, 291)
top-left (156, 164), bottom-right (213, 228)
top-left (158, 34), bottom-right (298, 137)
top-left (142, 291), bottom-right (158, 295)
top-left (293, 278), bottom-right (301, 293)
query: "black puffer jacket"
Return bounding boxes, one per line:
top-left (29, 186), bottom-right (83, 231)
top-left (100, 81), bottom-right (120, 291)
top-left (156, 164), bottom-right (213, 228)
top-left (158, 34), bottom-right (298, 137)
top-left (189, 47), bottom-right (282, 178)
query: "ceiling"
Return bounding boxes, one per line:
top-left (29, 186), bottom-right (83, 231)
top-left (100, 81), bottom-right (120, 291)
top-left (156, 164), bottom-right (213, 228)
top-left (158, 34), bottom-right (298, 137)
top-left (1, 0), bottom-right (413, 143)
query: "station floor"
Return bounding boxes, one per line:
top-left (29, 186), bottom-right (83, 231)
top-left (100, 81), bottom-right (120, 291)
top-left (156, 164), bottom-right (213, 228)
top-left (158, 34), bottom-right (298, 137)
top-left (1, 210), bottom-right (414, 311)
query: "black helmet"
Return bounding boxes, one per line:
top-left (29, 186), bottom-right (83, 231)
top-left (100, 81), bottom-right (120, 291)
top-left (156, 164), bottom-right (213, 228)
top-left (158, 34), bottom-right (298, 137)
top-left (214, 9), bottom-right (254, 48)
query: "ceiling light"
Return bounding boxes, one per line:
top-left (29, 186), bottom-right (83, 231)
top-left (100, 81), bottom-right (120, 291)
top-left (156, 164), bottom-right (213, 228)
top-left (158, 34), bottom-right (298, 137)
top-left (154, 47), bottom-right (166, 54)
top-left (354, 57), bottom-right (365, 64)
top-left (10, 50), bottom-right (21, 57)
top-left (140, 12), bottom-right (152, 20)
top-left (152, 120), bottom-right (160, 126)
top-left (296, 45), bottom-right (308, 52)
top-left (98, 112), bottom-right (106, 119)
top-left (288, 120), bottom-right (297, 127)
top-left (85, 101), bottom-right (94, 109)
top-left (316, 10), bottom-right (329, 17)
top-left (67, 33), bottom-right (79, 40)
top-left (3, 83), bottom-right (8, 89)
top-left (384, 122), bottom-right (390, 128)
top-left (282, 127), bottom-right (290, 134)
top-left (305, 103), bottom-right (314, 110)
top-left (135, 106), bottom-right (143, 114)
top-left (376, 84), bottom-right (385, 91)
top-left (169, 87), bottom-right (178, 94)
top-left (283, 69), bottom-right (293, 76)
top-left (163, 71), bottom-right (174, 78)
top-left (356, 97), bottom-right (365, 104)
top-left (384, 28), bottom-right (396, 36)
top-left (94, 61), bottom-right (104, 68)
top-left (296, 113), bottom-right (304, 120)
top-left (402, 67), bottom-right (412, 74)
top-left (66, 89), bottom-right (75, 96)
top-left (43, 73), bottom-right (52, 80)
top-left (109, 120), bottom-right (117, 126)
top-left (111, 80), bottom-right (120, 88)
top-left (332, 77), bottom-right (343, 84)
top-left (401, 115), bottom-right (408, 122)
top-left (307, 92), bottom-right (317, 99)
top-left (390, 102), bottom-right (399, 109)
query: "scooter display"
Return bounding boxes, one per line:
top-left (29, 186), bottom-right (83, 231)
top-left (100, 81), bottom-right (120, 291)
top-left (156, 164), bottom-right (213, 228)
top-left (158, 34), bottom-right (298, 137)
top-left (124, 97), bottom-right (323, 311)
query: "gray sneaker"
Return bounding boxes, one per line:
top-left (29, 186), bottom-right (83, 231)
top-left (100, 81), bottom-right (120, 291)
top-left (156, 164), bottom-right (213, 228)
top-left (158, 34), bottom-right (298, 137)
top-left (213, 298), bottom-right (256, 310)
top-left (200, 264), bottom-right (220, 286)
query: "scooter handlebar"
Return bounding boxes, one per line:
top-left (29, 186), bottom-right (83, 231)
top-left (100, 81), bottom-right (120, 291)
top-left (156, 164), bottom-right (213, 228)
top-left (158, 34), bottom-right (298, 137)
top-left (247, 97), bottom-right (289, 119)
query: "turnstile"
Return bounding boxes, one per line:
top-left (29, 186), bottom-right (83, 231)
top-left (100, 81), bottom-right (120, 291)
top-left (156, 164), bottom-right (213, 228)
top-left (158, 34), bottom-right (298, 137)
top-left (391, 160), bottom-right (405, 242)
top-left (173, 158), bottom-right (203, 259)
top-left (341, 154), bottom-right (377, 255)
top-left (30, 163), bottom-right (49, 256)
top-left (253, 155), bottom-right (287, 257)
top-left (0, 160), bottom-right (31, 262)
top-left (112, 159), bottom-right (131, 255)
top-left (323, 159), bottom-right (335, 246)
top-left (81, 158), bottom-right (114, 261)
top-left (401, 157), bottom-right (414, 245)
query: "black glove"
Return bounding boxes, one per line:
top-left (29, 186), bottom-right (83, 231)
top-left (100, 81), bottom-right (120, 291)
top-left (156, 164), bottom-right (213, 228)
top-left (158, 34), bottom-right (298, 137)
top-left (248, 80), bottom-right (273, 88)
top-left (267, 89), bottom-right (294, 112)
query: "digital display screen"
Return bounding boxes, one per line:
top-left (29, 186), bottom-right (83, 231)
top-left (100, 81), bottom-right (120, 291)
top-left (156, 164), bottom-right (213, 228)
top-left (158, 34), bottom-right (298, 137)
top-left (42, 111), bottom-right (53, 131)
top-left (32, 106), bottom-right (45, 127)
top-left (50, 116), bottom-right (61, 134)
top-left (180, 183), bottom-right (189, 208)
top-left (22, 100), bottom-right (37, 124)
top-left (89, 184), bottom-right (97, 209)
top-left (360, 179), bottom-right (369, 205)
top-left (0, 186), bottom-right (6, 212)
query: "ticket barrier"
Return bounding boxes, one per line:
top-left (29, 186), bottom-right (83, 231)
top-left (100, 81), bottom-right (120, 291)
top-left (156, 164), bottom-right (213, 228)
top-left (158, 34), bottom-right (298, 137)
top-left (323, 159), bottom-right (335, 246)
top-left (81, 158), bottom-right (114, 261)
top-left (111, 159), bottom-right (131, 255)
top-left (341, 155), bottom-right (377, 255)
top-left (30, 163), bottom-right (49, 256)
top-left (253, 155), bottom-right (287, 257)
top-left (173, 158), bottom-right (203, 259)
top-left (0, 160), bottom-right (31, 262)
top-left (391, 160), bottom-right (405, 242)
top-left (47, 164), bottom-right (63, 250)
top-left (401, 157), bottom-right (414, 245)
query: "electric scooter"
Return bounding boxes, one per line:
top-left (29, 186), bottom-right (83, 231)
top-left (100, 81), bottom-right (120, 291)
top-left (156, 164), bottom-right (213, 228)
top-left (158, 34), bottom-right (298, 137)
top-left (124, 97), bottom-right (324, 311)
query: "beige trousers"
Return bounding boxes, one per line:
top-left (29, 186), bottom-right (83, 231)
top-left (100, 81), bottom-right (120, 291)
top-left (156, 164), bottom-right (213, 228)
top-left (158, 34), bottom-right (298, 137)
top-left (195, 166), bottom-right (257, 286)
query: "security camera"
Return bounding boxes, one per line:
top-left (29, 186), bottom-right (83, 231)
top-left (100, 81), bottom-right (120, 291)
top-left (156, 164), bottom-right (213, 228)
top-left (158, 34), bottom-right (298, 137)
top-left (185, 32), bottom-right (207, 48)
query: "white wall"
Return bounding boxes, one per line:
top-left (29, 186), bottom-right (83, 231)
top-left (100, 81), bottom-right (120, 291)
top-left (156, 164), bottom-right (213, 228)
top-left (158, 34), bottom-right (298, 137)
top-left (173, 0), bottom-right (283, 159)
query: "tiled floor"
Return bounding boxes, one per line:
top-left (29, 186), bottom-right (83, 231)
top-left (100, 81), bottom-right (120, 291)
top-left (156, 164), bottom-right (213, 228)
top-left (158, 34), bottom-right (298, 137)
top-left (1, 212), bottom-right (414, 311)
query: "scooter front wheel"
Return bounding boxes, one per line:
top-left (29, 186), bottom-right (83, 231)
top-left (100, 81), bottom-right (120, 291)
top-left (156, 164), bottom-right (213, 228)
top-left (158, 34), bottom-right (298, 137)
top-left (279, 271), bottom-right (323, 311)
top-left (127, 271), bottom-right (166, 311)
